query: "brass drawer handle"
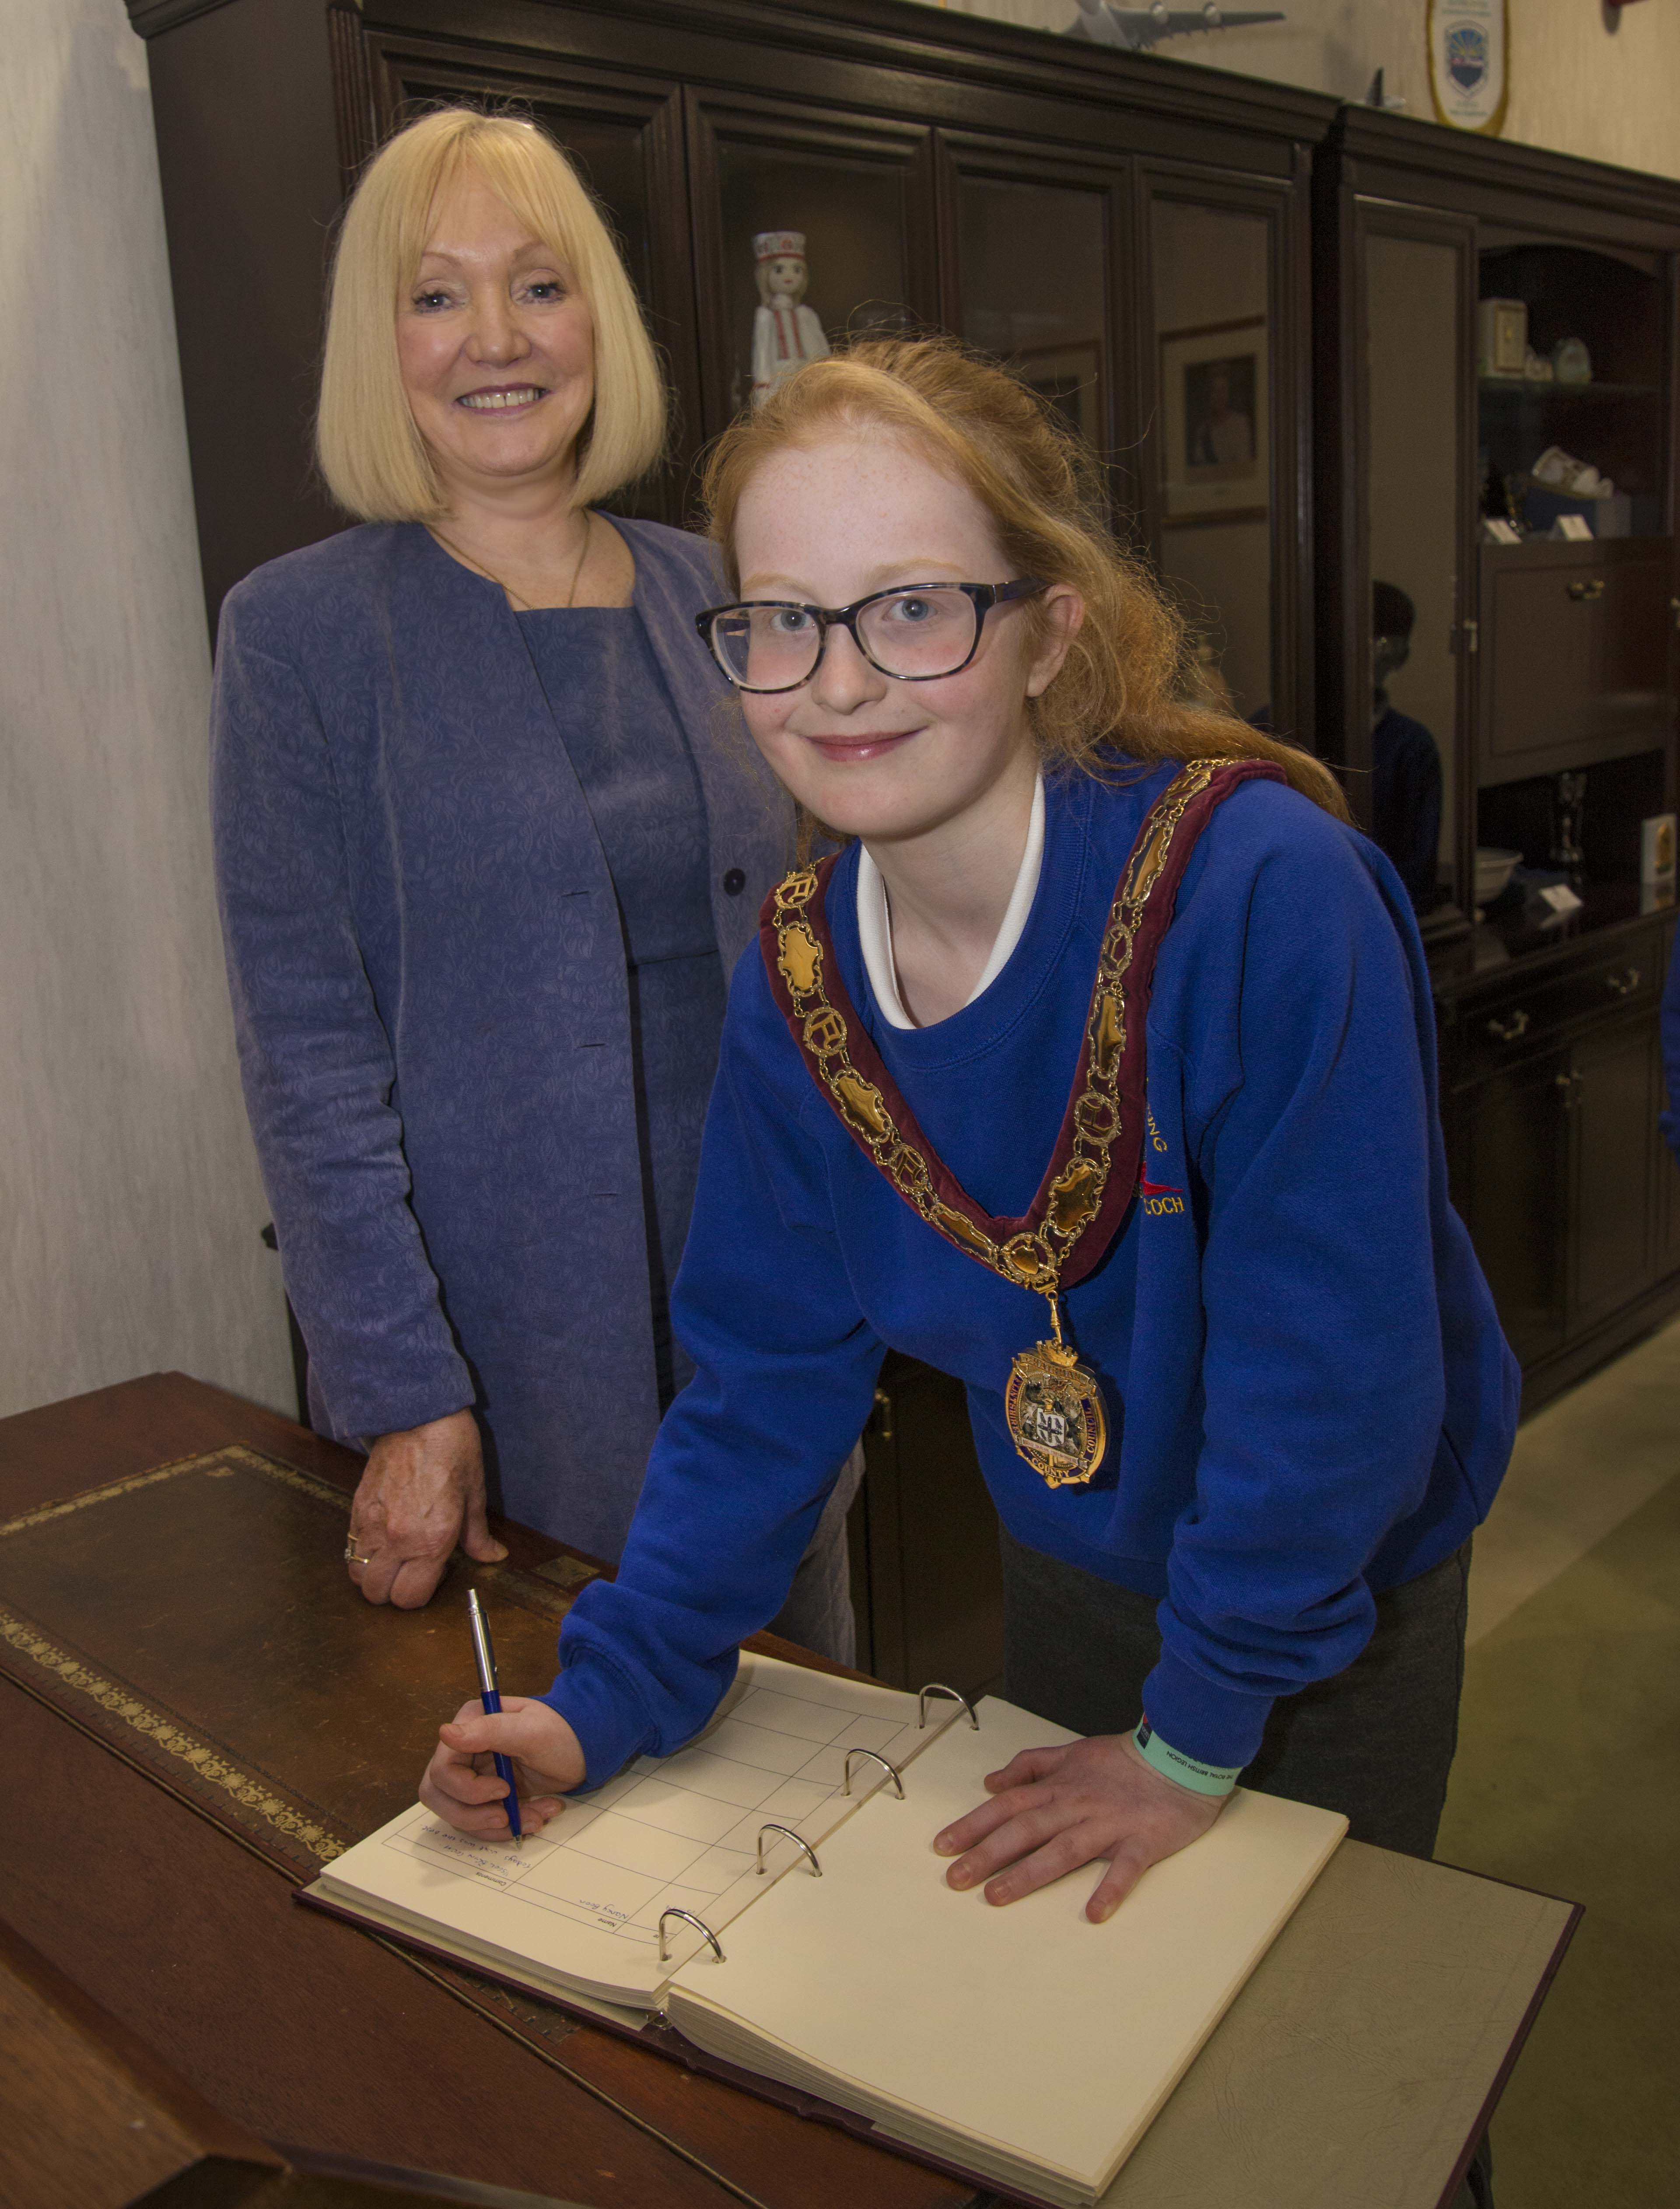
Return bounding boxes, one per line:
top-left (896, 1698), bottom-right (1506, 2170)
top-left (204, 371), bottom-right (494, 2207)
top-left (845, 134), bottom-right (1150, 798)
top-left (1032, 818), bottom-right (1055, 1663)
top-left (1567, 578), bottom-right (1606, 602)
top-left (1604, 967), bottom-right (1643, 997)
top-left (1486, 1008), bottom-right (1530, 1043)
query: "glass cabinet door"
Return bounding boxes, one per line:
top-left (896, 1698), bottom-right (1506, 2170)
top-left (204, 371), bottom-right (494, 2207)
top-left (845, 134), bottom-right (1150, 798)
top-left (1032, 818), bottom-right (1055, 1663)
top-left (956, 174), bottom-right (1114, 459)
top-left (1360, 216), bottom-right (1476, 928)
top-left (1148, 197), bottom-right (1274, 726)
top-left (688, 100), bottom-right (932, 432)
top-left (714, 146), bottom-right (909, 414)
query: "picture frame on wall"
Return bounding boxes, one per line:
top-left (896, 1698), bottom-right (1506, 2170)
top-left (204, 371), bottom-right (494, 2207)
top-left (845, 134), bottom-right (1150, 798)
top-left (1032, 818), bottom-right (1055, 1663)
top-left (1158, 316), bottom-right (1269, 526)
top-left (1015, 340), bottom-right (1104, 449)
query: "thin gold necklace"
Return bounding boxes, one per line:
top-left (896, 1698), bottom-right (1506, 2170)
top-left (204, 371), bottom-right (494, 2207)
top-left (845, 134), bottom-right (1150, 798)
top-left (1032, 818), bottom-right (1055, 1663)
top-left (430, 512), bottom-right (594, 611)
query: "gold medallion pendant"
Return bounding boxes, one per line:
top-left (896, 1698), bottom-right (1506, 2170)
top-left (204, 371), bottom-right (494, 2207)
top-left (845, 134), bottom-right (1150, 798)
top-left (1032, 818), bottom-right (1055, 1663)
top-left (1004, 1299), bottom-right (1108, 1488)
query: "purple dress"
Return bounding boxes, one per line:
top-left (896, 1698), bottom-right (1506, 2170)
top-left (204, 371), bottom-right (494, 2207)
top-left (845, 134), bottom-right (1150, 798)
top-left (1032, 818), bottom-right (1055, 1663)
top-left (517, 606), bottom-right (727, 1409)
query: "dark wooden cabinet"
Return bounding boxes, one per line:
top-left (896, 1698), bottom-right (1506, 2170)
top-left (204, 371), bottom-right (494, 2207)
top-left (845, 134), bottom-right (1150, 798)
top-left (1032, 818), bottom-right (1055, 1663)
top-left (1318, 107), bottom-right (1680, 1402)
top-left (1658, 1118), bottom-right (1680, 1277)
top-left (1314, 111), bottom-right (1680, 936)
top-left (1571, 1011), bottom-right (1660, 1325)
top-left (1440, 915), bottom-right (1679, 1406)
top-left (1446, 1041), bottom-right (1572, 1365)
top-left (847, 1355), bottom-right (1002, 1698)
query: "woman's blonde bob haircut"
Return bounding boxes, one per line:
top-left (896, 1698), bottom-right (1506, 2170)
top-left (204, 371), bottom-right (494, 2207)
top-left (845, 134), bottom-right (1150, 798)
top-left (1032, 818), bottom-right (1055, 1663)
top-left (317, 108), bottom-right (667, 522)
top-left (702, 337), bottom-right (1349, 820)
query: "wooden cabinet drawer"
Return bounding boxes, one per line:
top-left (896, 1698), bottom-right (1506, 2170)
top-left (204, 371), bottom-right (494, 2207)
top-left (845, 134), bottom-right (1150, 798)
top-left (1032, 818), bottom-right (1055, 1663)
top-left (1478, 537), bottom-right (1676, 779)
top-left (1441, 928), bottom-right (1660, 1086)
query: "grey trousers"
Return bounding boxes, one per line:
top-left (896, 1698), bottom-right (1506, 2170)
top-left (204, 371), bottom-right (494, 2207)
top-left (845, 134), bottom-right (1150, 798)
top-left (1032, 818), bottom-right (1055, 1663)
top-left (999, 1527), bottom-right (1471, 1856)
top-left (765, 1442), bottom-right (865, 1667)
top-left (1000, 1529), bottom-right (1493, 2206)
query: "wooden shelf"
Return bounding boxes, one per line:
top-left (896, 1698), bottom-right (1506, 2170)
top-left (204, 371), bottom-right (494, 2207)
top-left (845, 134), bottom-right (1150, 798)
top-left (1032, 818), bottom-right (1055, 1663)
top-left (1478, 378), bottom-right (1660, 401)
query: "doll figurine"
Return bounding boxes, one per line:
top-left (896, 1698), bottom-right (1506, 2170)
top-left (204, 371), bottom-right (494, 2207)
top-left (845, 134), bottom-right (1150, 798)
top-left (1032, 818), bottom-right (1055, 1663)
top-left (750, 231), bottom-right (830, 407)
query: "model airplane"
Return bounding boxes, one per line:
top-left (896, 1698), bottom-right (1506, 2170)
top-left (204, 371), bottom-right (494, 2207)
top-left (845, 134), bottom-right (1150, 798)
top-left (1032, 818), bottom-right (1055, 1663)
top-left (1065, 1), bottom-right (1285, 51)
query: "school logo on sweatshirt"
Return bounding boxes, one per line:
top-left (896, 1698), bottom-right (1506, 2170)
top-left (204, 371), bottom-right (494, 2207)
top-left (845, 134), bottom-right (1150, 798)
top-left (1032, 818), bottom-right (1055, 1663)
top-left (1140, 1112), bottom-right (1183, 1215)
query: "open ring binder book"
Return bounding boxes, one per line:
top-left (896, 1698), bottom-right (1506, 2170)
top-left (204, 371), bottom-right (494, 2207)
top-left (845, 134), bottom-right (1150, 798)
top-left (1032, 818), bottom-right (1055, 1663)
top-left (303, 1653), bottom-right (1345, 2209)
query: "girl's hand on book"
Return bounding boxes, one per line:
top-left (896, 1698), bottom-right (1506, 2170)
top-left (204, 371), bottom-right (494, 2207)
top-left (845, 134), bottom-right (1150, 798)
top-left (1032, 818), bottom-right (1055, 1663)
top-left (932, 1731), bottom-right (1226, 1922)
top-left (419, 1696), bottom-right (586, 1840)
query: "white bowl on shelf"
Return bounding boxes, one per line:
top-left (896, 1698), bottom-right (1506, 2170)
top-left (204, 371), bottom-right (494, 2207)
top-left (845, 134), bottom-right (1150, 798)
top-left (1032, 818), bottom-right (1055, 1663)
top-left (1474, 847), bottom-right (1522, 904)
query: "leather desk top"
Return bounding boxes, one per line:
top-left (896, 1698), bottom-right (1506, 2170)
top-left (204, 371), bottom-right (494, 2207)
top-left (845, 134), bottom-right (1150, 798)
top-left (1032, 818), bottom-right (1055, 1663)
top-left (0, 1374), bottom-right (1578, 2209)
top-left (0, 1373), bottom-right (970, 2209)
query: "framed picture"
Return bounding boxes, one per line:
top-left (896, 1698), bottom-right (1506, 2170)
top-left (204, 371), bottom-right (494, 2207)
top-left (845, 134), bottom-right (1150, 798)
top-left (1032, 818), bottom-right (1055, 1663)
top-left (1158, 317), bottom-right (1269, 526)
top-left (1015, 340), bottom-right (1104, 449)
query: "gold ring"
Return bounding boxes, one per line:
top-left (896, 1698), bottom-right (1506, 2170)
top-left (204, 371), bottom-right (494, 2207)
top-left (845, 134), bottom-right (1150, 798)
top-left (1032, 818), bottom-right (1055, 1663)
top-left (344, 1539), bottom-right (371, 1564)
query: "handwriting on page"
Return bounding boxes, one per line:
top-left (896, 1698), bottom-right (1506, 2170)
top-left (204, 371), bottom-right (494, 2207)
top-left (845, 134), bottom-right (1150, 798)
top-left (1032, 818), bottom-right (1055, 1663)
top-left (387, 1678), bottom-right (923, 1947)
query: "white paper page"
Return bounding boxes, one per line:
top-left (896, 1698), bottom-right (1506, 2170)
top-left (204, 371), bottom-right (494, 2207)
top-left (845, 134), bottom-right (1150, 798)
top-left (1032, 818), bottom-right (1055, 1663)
top-left (320, 1654), bottom-right (953, 2001)
top-left (670, 1696), bottom-right (1347, 2194)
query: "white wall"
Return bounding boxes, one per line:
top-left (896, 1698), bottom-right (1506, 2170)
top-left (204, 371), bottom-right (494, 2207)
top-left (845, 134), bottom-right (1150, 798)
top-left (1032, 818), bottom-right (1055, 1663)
top-left (0, 0), bottom-right (294, 1420)
top-left (925, 0), bottom-right (1680, 182)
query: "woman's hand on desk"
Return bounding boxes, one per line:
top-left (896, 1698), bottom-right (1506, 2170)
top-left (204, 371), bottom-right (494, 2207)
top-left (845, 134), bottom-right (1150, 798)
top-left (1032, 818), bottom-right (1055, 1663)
top-left (932, 1732), bottom-right (1226, 1924)
top-left (420, 1696), bottom-right (586, 1839)
top-left (348, 1410), bottom-right (506, 1608)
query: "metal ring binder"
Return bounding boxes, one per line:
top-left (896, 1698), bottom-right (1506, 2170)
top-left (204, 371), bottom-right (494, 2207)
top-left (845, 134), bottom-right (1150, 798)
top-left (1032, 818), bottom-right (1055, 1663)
top-left (917, 1681), bottom-right (980, 1730)
top-left (756, 1823), bottom-right (822, 1877)
top-left (843, 1746), bottom-right (905, 1798)
top-left (658, 1907), bottom-right (724, 1964)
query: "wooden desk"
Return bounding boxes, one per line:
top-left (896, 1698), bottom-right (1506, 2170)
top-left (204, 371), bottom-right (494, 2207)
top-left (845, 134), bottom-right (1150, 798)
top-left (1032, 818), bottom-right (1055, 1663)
top-left (0, 1376), bottom-right (1575, 2209)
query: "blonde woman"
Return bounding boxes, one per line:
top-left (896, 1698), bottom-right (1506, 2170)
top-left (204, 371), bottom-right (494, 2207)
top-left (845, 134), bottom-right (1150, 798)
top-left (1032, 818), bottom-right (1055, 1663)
top-left (212, 109), bottom-right (858, 1645)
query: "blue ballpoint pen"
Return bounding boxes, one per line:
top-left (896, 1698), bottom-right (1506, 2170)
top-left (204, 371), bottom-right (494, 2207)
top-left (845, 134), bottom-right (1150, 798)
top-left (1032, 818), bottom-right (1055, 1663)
top-left (466, 1587), bottom-right (522, 1848)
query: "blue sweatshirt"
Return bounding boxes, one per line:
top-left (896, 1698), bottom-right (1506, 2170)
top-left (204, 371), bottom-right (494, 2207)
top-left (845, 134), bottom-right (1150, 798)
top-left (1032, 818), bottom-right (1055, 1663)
top-left (544, 760), bottom-right (1519, 1781)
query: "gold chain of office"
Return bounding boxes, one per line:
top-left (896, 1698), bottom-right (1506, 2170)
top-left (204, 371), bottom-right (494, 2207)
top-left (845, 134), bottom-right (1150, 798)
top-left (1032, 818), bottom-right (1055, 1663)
top-left (768, 757), bottom-right (1225, 1296)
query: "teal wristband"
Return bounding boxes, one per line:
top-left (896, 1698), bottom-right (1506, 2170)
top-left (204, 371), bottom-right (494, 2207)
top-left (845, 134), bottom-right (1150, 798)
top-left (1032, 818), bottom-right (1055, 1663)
top-left (1132, 1718), bottom-right (1242, 1798)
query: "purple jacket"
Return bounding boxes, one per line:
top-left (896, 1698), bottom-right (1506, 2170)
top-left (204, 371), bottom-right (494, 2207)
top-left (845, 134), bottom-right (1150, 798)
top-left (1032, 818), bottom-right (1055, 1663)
top-left (211, 517), bottom-right (791, 1557)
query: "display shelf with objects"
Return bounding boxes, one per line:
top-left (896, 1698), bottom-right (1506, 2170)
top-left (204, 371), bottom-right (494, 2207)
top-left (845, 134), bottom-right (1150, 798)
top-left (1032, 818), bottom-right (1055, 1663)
top-left (1314, 108), bottom-right (1680, 1410)
top-left (1477, 241), bottom-right (1668, 540)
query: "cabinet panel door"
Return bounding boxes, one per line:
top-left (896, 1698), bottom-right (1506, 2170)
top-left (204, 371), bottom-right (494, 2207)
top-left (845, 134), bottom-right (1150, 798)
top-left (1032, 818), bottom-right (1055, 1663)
top-left (1657, 1135), bottom-right (1680, 1278)
top-left (955, 166), bottom-right (1119, 466)
top-left (851, 1355), bottom-right (1002, 1698)
top-left (1569, 1016), bottom-right (1658, 1327)
top-left (1355, 211), bottom-right (1478, 928)
top-left (1142, 185), bottom-right (1292, 731)
top-left (1450, 1051), bottom-right (1571, 1363)
top-left (1658, 930), bottom-right (1680, 1275)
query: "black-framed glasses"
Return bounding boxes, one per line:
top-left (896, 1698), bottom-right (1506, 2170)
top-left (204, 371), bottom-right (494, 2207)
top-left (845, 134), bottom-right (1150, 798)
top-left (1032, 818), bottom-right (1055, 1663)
top-left (694, 579), bottom-right (1046, 694)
